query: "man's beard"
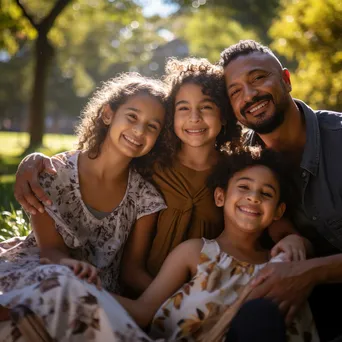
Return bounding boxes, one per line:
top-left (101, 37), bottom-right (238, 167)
top-left (240, 94), bottom-right (288, 135)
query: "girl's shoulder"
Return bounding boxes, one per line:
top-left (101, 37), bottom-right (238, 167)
top-left (128, 169), bottom-right (167, 218)
top-left (129, 169), bottom-right (161, 194)
top-left (50, 150), bottom-right (79, 172)
top-left (39, 150), bottom-right (80, 189)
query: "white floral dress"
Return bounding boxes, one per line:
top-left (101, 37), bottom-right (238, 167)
top-left (0, 150), bottom-right (166, 295)
top-left (149, 238), bottom-right (319, 342)
top-left (0, 239), bottom-right (319, 342)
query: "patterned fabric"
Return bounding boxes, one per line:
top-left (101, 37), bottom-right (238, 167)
top-left (0, 239), bottom-right (319, 342)
top-left (0, 150), bottom-right (166, 294)
top-left (149, 239), bottom-right (319, 342)
top-left (0, 271), bottom-right (155, 342)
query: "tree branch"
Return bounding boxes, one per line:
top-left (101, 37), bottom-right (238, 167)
top-left (41, 0), bottom-right (72, 34)
top-left (14, 0), bottom-right (38, 30)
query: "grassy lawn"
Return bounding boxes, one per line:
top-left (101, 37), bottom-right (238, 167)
top-left (0, 131), bottom-right (76, 240)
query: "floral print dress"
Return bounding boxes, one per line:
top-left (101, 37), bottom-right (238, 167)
top-left (0, 150), bottom-right (166, 295)
top-left (149, 238), bottom-right (319, 342)
top-left (0, 150), bottom-right (166, 341)
top-left (0, 238), bottom-right (319, 342)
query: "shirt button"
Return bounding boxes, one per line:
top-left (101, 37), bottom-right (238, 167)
top-left (312, 216), bottom-right (317, 221)
top-left (301, 171), bottom-right (307, 178)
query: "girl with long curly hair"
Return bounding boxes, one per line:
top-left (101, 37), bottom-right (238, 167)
top-left (0, 72), bottom-right (170, 298)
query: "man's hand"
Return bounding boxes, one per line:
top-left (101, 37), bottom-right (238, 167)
top-left (248, 261), bottom-right (315, 326)
top-left (14, 153), bottom-right (56, 215)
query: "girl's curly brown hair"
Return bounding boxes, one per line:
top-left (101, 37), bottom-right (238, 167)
top-left (75, 72), bottom-right (171, 179)
top-left (158, 57), bottom-right (242, 166)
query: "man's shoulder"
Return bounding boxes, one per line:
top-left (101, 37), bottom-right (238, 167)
top-left (315, 109), bottom-right (342, 131)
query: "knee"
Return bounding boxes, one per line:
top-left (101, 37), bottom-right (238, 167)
top-left (237, 298), bottom-right (281, 320)
top-left (226, 298), bottom-right (287, 342)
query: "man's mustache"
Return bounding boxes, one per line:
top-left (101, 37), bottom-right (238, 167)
top-left (240, 95), bottom-right (273, 118)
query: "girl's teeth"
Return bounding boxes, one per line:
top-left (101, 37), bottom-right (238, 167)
top-left (240, 207), bottom-right (259, 214)
top-left (125, 136), bottom-right (141, 146)
top-left (187, 129), bottom-right (205, 133)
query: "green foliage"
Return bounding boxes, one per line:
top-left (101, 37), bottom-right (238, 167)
top-left (269, 0), bottom-right (342, 110)
top-left (173, 6), bottom-right (258, 62)
top-left (0, 206), bottom-right (30, 241)
top-left (166, 0), bottom-right (280, 40)
top-left (0, 132), bottom-right (76, 240)
top-left (0, 0), bottom-right (170, 131)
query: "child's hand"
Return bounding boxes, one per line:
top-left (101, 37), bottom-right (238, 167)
top-left (40, 257), bottom-right (102, 289)
top-left (270, 234), bottom-right (306, 261)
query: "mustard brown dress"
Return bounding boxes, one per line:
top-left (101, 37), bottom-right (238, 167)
top-left (147, 160), bottom-right (224, 276)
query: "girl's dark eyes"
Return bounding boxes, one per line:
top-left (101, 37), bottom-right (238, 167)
top-left (177, 106), bottom-right (189, 111)
top-left (261, 192), bottom-right (273, 198)
top-left (238, 185), bottom-right (249, 190)
top-left (127, 113), bottom-right (137, 120)
top-left (201, 105), bottom-right (213, 110)
top-left (148, 124), bottom-right (158, 130)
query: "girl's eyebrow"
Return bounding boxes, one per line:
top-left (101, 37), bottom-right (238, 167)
top-left (236, 177), bottom-right (277, 193)
top-left (126, 106), bottom-right (163, 125)
top-left (175, 98), bottom-right (215, 107)
top-left (126, 107), bottom-right (140, 112)
top-left (175, 100), bottom-right (188, 107)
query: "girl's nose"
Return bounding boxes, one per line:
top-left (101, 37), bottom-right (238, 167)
top-left (246, 192), bottom-right (261, 204)
top-left (189, 109), bottom-right (201, 122)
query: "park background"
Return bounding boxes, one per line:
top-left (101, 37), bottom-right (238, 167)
top-left (0, 0), bottom-right (341, 239)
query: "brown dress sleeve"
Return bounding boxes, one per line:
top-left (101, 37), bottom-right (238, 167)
top-left (147, 161), bottom-right (224, 277)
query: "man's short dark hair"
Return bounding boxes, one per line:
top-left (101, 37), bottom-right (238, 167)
top-left (219, 40), bottom-right (276, 69)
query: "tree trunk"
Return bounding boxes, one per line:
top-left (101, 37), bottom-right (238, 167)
top-left (27, 33), bottom-right (54, 150)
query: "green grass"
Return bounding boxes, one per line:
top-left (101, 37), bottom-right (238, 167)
top-left (0, 131), bottom-right (77, 239)
top-left (0, 131), bottom-right (77, 157)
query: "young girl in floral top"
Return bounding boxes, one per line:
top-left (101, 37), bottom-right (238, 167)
top-left (0, 73), bottom-right (170, 296)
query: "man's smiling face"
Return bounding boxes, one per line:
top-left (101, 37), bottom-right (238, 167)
top-left (224, 52), bottom-right (292, 134)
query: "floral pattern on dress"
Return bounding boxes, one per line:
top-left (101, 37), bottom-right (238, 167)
top-left (1, 273), bottom-right (157, 342)
top-left (0, 150), bottom-right (166, 295)
top-left (149, 238), bottom-right (319, 342)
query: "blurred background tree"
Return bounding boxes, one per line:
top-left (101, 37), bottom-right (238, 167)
top-left (0, 0), bottom-right (166, 150)
top-left (270, 0), bottom-right (341, 111)
top-left (0, 0), bottom-right (341, 150)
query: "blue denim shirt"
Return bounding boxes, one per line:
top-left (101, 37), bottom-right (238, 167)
top-left (246, 100), bottom-right (342, 256)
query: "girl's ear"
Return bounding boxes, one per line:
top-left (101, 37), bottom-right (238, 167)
top-left (101, 104), bottom-right (114, 125)
top-left (214, 187), bottom-right (225, 207)
top-left (273, 202), bottom-right (286, 221)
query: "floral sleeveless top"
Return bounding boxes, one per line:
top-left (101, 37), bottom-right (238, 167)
top-left (149, 238), bottom-right (319, 342)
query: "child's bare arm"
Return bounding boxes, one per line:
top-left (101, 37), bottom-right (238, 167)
top-left (115, 239), bottom-right (203, 327)
top-left (120, 213), bottom-right (158, 294)
top-left (31, 211), bottom-right (70, 263)
top-left (268, 217), bottom-right (314, 258)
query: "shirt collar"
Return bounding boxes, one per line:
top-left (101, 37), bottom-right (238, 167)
top-left (296, 99), bottom-right (320, 176)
